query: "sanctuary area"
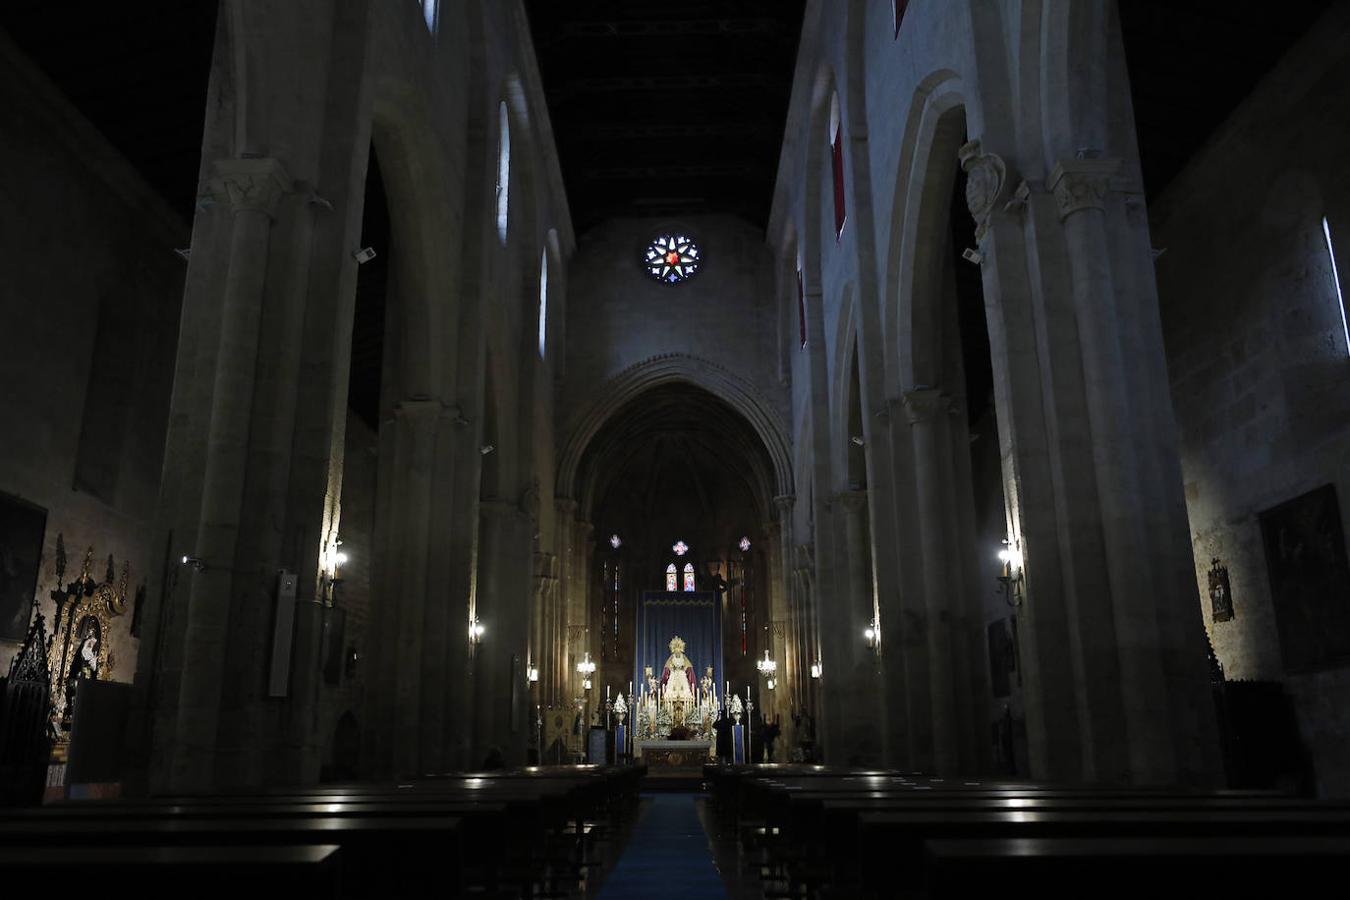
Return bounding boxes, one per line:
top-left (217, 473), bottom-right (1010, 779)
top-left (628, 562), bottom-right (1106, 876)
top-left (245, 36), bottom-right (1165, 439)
top-left (2, 0), bottom-right (1350, 896)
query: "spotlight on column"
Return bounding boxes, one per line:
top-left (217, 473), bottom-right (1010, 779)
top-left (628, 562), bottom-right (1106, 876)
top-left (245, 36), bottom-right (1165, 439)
top-left (468, 617), bottom-right (485, 644)
top-left (863, 620), bottom-right (878, 650)
top-left (353, 246), bottom-right (377, 264)
top-left (180, 555), bottom-right (206, 572)
top-left (480, 444), bottom-right (495, 455)
top-left (527, 665), bottom-right (539, 683)
top-left (961, 247), bottom-right (984, 265)
top-left (810, 661), bottom-right (822, 680)
top-left (850, 435), bottom-right (865, 446)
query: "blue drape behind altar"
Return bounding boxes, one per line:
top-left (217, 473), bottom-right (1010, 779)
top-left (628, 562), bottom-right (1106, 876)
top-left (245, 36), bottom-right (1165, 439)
top-left (635, 591), bottom-right (723, 702)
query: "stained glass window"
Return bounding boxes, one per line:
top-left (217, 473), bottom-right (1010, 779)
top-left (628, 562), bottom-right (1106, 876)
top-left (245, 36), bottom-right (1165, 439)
top-left (673, 540), bottom-right (689, 556)
top-left (683, 563), bottom-right (696, 592)
top-left (496, 101), bottom-right (510, 244)
top-left (797, 266), bottom-right (807, 349)
top-left (830, 94), bottom-right (846, 239)
top-left (645, 234), bottom-right (701, 284)
top-left (537, 249), bottom-right (548, 359)
top-left (892, 0), bottom-right (909, 38)
top-left (666, 563), bottom-right (677, 592)
top-left (739, 536), bottom-right (751, 552)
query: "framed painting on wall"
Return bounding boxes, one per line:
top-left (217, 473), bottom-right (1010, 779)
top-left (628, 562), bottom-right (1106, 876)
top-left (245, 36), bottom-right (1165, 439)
top-left (0, 491), bottom-right (47, 641)
top-left (1259, 484), bottom-right (1350, 673)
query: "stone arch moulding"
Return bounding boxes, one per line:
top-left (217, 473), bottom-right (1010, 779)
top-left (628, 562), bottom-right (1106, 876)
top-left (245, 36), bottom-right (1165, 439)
top-left (881, 69), bottom-right (967, 395)
top-left (557, 354), bottom-right (794, 504)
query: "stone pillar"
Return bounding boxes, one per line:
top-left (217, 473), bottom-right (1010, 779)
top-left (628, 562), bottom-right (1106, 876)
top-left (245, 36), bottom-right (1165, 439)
top-left (959, 140), bottom-right (1087, 782)
top-left (473, 498), bottom-right (534, 766)
top-left (882, 395), bottom-right (935, 772)
top-left (772, 495), bottom-right (799, 712)
top-left (837, 489), bottom-right (885, 762)
top-left (170, 157), bottom-right (292, 792)
top-left (376, 399), bottom-right (441, 777)
top-left (902, 389), bottom-right (961, 773)
top-left (1048, 159), bottom-right (1174, 782)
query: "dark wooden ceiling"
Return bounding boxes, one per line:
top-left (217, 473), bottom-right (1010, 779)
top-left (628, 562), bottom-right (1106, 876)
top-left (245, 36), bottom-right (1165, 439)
top-left (0, 0), bottom-right (217, 222)
top-left (2, 1), bottom-right (1334, 234)
top-left (524, 0), bottom-right (806, 233)
top-left (1117, 0), bottom-right (1334, 197)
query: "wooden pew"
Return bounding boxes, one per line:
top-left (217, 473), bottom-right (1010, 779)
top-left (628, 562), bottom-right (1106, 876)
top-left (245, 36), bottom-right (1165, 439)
top-left (0, 815), bottom-right (458, 899)
top-left (923, 836), bottom-right (1350, 899)
top-left (0, 844), bottom-right (342, 900)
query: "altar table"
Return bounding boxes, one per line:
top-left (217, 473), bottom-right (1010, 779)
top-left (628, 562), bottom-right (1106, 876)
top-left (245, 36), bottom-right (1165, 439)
top-left (634, 739), bottom-right (714, 768)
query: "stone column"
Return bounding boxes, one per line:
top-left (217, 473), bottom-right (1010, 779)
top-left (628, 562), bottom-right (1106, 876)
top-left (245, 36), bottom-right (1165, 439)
top-left (473, 498), bottom-right (534, 766)
top-left (837, 489), bottom-right (885, 761)
top-left (171, 157), bottom-right (292, 792)
top-left (772, 495), bottom-right (798, 711)
top-left (902, 389), bottom-right (961, 773)
top-left (381, 398), bottom-right (441, 777)
top-left (960, 139), bottom-right (1088, 781)
top-left (1048, 159), bottom-right (1173, 782)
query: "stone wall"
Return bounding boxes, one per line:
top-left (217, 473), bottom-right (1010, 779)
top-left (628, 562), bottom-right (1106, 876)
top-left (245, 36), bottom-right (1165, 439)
top-left (1153, 5), bottom-right (1350, 796)
top-left (0, 35), bottom-right (184, 695)
top-left (559, 213), bottom-right (786, 434)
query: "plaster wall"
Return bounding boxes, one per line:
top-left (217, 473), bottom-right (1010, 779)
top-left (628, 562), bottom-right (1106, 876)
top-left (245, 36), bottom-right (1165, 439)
top-left (0, 35), bottom-right (184, 691)
top-left (1153, 5), bottom-right (1350, 796)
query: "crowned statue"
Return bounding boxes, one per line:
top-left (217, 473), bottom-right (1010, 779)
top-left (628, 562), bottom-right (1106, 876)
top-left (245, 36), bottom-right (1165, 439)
top-left (661, 635), bottom-right (697, 702)
top-left (636, 634), bottom-right (717, 743)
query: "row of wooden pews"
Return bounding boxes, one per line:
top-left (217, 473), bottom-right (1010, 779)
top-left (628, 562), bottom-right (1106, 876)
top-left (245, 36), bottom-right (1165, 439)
top-left (0, 763), bottom-right (644, 899)
top-left (706, 764), bottom-right (1350, 899)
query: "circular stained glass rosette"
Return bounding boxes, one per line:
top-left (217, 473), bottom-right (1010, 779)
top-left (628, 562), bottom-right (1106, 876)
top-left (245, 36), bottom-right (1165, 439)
top-left (645, 234), bottom-right (701, 283)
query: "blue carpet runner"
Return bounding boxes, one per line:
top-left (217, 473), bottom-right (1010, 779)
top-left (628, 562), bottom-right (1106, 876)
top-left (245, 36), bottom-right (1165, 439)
top-left (598, 793), bottom-right (727, 900)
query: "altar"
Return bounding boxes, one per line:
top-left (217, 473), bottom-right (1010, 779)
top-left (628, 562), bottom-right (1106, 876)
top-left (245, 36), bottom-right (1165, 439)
top-left (635, 738), bottom-right (714, 768)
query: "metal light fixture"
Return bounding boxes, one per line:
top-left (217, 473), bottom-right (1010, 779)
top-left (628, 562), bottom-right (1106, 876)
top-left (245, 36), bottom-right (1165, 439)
top-left (527, 664), bottom-right (539, 683)
top-left (576, 651), bottom-right (596, 675)
top-left (809, 661), bottom-right (822, 679)
top-left (756, 649), bottom-right (777, 678)
top-left (766, 676), bottom-right (777, 691)
top-left (863, 619), bottom-right (878, 650)
top-left (997, 538), bottom-right (1025, 608)
top-left (468, 616), bottom-right (485, 644)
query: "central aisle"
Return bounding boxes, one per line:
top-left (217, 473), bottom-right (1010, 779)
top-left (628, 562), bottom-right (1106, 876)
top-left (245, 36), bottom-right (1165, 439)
top-left (597, 793), bottom-right (727, 900)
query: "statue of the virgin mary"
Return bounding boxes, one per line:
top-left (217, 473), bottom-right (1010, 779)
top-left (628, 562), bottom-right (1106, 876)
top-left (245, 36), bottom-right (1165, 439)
top-left (661, 635), bottom-right (697, 700)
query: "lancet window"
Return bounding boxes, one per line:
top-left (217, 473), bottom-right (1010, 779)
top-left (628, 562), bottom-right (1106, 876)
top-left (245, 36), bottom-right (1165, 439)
top-left (683, 562), bottom-right (696, 592)
top-left (830, 93), bottom-right (846, 239)
top-left (666, 563), bottom-right (677, 592)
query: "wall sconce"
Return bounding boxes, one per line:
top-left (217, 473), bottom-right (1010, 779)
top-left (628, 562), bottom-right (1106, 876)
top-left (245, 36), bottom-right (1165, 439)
top-left (527, 664), bottom-right (539, 683)
top-left (997, 538), bottom-right (1025, 608)
top-left (766, 676), bottom-right (777, 691)
top-left (863, 619), bottom-right (879, 650)
top-left (468, 617), bottom-right (485, 644)
top-left (320, 541), bottom-right (347, 604)
top-left (809, 661), bottom-right (822, 680)
top-left (756, 649), bottom-right (777, 678)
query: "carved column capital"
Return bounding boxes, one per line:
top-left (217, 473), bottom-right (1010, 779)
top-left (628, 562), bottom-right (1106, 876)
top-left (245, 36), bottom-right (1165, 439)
top-left (210, 157), bottom-right (293, 218)
top-left (773, 494), bottom-right (796, 517)
top-left (1047, 159), bottom-right (1121, 220)
top-left (901, 388), bottom-right (954, 424)
top-left (554, 496), bottom-right (578, 519)
top-left (958, 139), bottom-right (1008, 240)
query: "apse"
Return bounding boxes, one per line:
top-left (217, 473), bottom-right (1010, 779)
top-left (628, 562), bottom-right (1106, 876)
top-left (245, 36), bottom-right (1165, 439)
top-left (576, 382), bottom-right (778, 697)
